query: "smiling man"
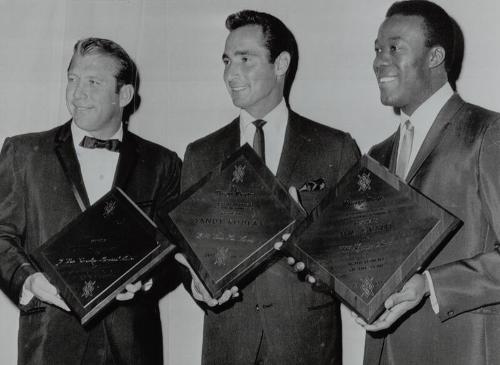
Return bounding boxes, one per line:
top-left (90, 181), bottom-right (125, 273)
top-left (0, 38), bottom-right (181, 365)
top-left (359, 2), bottom-right (500, 364)
top-left (180, 9), bottom-right (360, 365)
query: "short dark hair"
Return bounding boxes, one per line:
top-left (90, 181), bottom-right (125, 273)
top-left (226, 10), bottom-right (299, 107)
top-left (387, 0), bottom-right (464, 91)
top-left (71, 37), bottom-right (141, 121)
top-left (71, 37), bottom-right (138, 93)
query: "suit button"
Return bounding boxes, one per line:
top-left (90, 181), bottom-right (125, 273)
top-left (447, 310), bottom-right (454, 316)
top-left (255, 304), bottom-right (260, 311)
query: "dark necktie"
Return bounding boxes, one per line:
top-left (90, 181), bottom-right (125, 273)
top-left (396, 119), bottom-right (414, 178)
top-left (252, 119), bottom-right (266, 163)
top-left (79, 136), bottom-right (121, 152)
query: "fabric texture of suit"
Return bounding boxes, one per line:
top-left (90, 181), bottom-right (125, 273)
top-left (182, 110), bottom-right (360, 365)
top-left (0, 121), bottom-right (182, 365)
top-left (364, 94), bottom-right (500, 365)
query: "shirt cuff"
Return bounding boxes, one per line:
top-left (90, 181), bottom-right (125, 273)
top-left (423, 270), bottom-right (439, 314)
top-left (19, 278), bottom-right (35, 306)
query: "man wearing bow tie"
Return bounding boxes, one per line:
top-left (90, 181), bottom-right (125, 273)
top-left (0, 38), bottom-right (181, 365)
top-left (180, 10), bottom-right (360, 365)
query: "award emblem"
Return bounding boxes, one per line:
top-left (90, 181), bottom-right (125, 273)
top-left (214, 247), bottom-right (230, 266)
top-left (357, 172), bottom-right (372, 192)
top-left (103, 200), bottom-right (117, 218)
top-left (82, 280), bottom-right (96, 299)
top-left (360, 276), bottom-right (375, 299)
top-left (232, 164), bottom-right (246, 184)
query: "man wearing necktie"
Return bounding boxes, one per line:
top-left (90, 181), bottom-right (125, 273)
top-left (0, 38), bottom-right (182, 365)
top-left (357, 1), bottom-right (500, 364)
top-left (180, 10), bottom-right (360, 365)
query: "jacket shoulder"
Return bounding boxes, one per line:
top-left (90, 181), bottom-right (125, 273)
top-left (2, 124), bottom-right (62, 153)
top-left (185, 120), bottom-right (237, 156)
top-left (127, 131), bottom-right (180, 161)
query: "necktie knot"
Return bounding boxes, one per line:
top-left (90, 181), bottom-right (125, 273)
top-left (404, 119), bottom-right (414, 133)
top-left (252, 119), bottom-right (266, 163)
top-left (253, 119), bottom-right (266, 130)
top-left (80, 136), bottom-right (121, 152)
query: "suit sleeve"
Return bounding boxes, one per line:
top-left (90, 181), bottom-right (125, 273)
top-left (148, 151), bottom-right (188, 298)
top-left (180, 142), bottom-right (199, 193)
top-left (0, 138), bottom-right (37, 305)
top-left (430, 118), bottom-right (500, 320)
top-left (338, 133), bottom-right (361, 179)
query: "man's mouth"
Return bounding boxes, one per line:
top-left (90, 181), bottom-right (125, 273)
top-left (378, 76), bottom-right (398, 84)
top-left (229, 85), bottom-right (247, 92)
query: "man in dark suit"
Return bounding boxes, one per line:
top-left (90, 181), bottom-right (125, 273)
top-left (357, 2), bottom-right (500, 364)
top-left (0, 38), bottom-right (181, 365)
top-left (180, 10), bottom-right (360, 365)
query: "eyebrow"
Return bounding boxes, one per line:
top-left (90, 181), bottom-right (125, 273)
top-left (221, 50), bottom-right (252, 60)
top-left (374, 36), bottom-right (402, 45)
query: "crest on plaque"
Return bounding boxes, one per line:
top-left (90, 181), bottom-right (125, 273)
top-left (232, 164), bottom-right (246, 184)
top-left (357, 172), bottom-right (372, 192)
top-left (214, 247), bottom-right (230, 266)
top-left (82, 280), bottom-right (96, 299)
top-left (360, 276), bottom-right (375, 299)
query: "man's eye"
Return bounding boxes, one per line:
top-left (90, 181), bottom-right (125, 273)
top-left (242, 57), bottom-right (248, 62)
top-left (390, 45), bottom-right (399, 52)
top-left (374, 47), bottom-right (381, 54)
top-left (222, 58), bottom-right (229, 65)
top-left (89, 79), bottom-right (100, 85)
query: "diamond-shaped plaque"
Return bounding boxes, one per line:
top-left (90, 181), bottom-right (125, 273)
top-left (284, 155), bottom-right (462, 323)
top-left (164, 144), bottom-right (305, 298)
top-left (32, 187), bottom-right (175, 325)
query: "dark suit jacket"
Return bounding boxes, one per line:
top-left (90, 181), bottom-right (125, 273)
top-left (182, 110), bottom-right (360, 365)
top-left (0, 121), bottom-right (181, 365)
top-left (364, 94), bottom-right (500, 365)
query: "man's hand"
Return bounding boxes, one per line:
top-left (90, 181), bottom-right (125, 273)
top-left (24, 272), bottom-right (70, 311)
top-left (353, 273), bottom-right (429, 331)
top-left (175, 253), bottom-right (239, 306)
top-left (116, 278), bottom-right (153, 301)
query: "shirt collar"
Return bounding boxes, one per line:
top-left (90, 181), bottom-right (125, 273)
top-left (71, 121), bottom-right (124, 151)
top-left (239, 98), bottom-right (288, 133)
top-left (399, 82), bottom-right (454, 129)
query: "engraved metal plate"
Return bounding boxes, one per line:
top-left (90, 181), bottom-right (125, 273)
top-left (32, 187), bottom-right (175, 325)
top-left (285, 155), bottom-right (462, 323)
top-left (164, 144), bottom-right (305, 298)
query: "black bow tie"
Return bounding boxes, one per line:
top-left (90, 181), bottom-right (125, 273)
top-left (79, 136), bottom-right (121, 152)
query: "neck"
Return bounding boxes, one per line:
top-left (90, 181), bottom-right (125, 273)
top-left (403, 75), bottom-right (447, 116)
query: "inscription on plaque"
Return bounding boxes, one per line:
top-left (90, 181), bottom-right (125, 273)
top-left (286, 155), bottom-right (461, 323)
top-left (167, 144), bottom-right (304, 297)
top-left (32, 187), bottom-right (175, 325)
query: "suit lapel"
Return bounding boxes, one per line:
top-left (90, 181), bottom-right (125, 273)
top-left (223, 118), bottom-right (241, 159)
top-left (406, 94), bottom-right (464, 182)
top-left (388, 129), bottom-right (400, 174)
top-left (113, 129), bottom-right (138, 190)
top-left (54, 121), bottom-right (90, 210)
top-left (276, 111), bottom-right (309, 184)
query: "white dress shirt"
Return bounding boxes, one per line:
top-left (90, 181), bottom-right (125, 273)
top-left (396, 82), bottom-right (454, 313)
top-left (71, 122), bottom-right (122, 204)
top-left (239, 99), bottom-right (288, 175)
top-left (397, 83), bottom-right (454, 179)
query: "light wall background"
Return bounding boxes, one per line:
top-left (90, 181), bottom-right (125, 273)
top-left (0, 1), bottom-right (499, 364)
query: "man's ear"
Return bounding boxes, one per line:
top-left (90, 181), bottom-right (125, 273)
top-left (118, 84), bottom-right (134, 108)
top-left (274, 51), bottom-right (291, 78)
top-left (428, 46), bottom-right (445, 69)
